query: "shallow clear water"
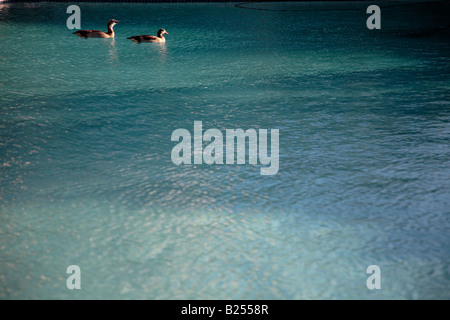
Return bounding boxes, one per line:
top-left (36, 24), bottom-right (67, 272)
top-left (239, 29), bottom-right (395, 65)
top-left (0, 1), bottom-right (449, 299)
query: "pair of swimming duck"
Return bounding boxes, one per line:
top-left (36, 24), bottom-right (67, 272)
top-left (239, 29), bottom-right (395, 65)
top-left (73, 19), bottom-right (168, 43)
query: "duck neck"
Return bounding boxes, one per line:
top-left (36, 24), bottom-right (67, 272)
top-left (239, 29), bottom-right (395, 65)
top-left (107, 25), bottom-right (115, 35)
top-left (157, 32), bottom-right (164, 39)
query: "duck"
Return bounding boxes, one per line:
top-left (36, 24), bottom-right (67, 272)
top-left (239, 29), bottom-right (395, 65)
top-left (127, 29), bottom-right (169, 43)
top-left (73, 19), bottom-right (119, 38)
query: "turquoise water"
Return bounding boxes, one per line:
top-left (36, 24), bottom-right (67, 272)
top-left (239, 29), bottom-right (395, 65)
top-left (0, 1), bottom-right (449, 299)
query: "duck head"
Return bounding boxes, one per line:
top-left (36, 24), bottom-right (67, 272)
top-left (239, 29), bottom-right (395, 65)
top-left (107, 19), bottom-right (120, 27)
top-left (157, 29), bottom-right (169, 37)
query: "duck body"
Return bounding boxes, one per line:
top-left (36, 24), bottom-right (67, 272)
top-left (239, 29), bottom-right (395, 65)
top-left (74, 29), bottom-right (113, 38)
top-left (127, 29), bottom-right (169, 43)
top-left (73, 19), bottom-right (119, 38)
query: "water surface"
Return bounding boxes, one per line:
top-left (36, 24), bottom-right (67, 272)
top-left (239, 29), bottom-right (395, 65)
top-left (0, 1), bottom-right (449, 299)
